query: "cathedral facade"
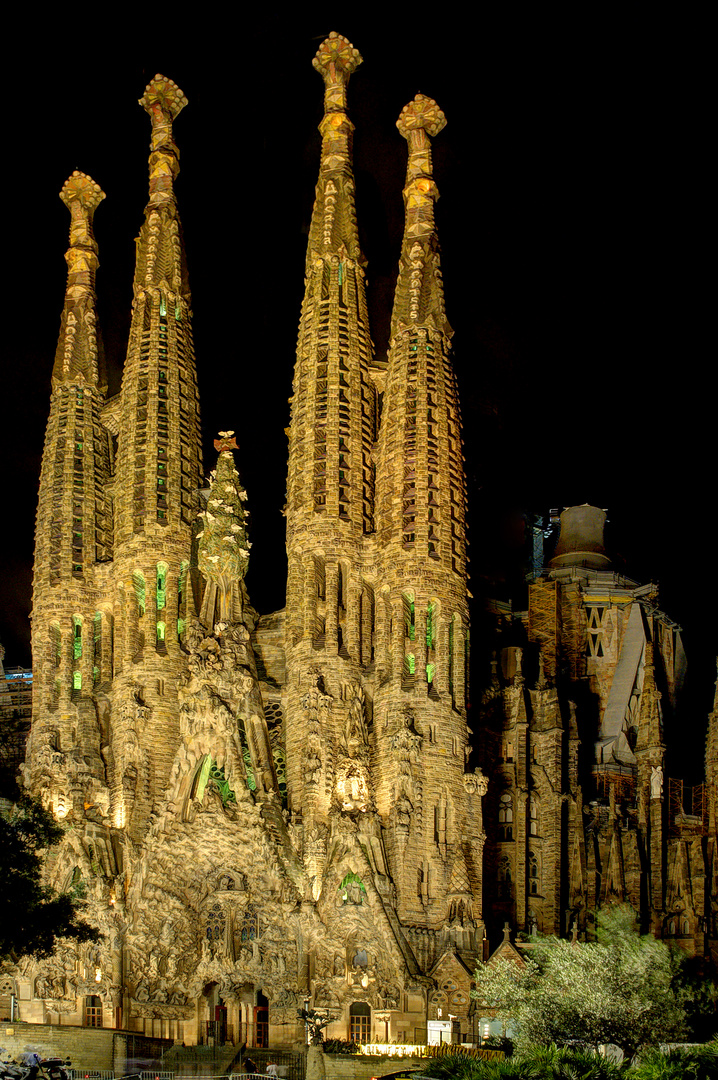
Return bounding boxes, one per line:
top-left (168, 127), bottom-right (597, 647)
top-left (9, 31), bottom-right (718, 1053)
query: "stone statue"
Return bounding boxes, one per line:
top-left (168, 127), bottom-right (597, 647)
top-left (650, 764), bottom-right (663, 799)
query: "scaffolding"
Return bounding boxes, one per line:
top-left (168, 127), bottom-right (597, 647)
top-left (593, 764), bottom-right (636, 805)
top-left (668, 778), bottom-right (706, 836)
top-left (528, 581), bottom-right (558, 680)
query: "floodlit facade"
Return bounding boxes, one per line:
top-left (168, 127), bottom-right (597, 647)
top-left (8, 32), bottom-right (717, 1054)
top-left (15, 39), bottom-right (485, 1048)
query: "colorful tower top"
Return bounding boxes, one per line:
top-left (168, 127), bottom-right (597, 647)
top-left (52, 171), bottom-right (106, 390)
top-left (306, 33), bottom-right (364, 265)
top-left (391, 94), bottom-right (451, 339)
top-left (131, 74), bottom-right (191, 300)
top-left (139, 74), bottom-right (188, 207)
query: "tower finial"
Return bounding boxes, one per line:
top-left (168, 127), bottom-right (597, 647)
top-left (390, 94), bottom-right (450, 337)
top-left (312, 32), bottom-right (362, 113)
top-left (396, 94), bottom-right (446, 234)
top-left (139, 74), bottom-right (188, 204)
top-left (306, 34), bottom-right (364, 264)
top-left (53, 171), bottom-right (105, 388)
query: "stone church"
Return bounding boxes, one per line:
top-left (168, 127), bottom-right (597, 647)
top-left (8, 31), bottom-right (718, 1052)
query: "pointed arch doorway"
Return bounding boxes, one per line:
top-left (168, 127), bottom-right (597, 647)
top-left (253, 990), bottom-right (268, 1048)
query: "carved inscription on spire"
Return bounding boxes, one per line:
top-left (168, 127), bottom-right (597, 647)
top-left (139, 74), bottom-right (188, 205)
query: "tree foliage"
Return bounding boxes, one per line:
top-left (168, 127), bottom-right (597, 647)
top-left (472, 906), bottom-right (687, 1058)
top-left (0, 796), bottom-right (100, 962)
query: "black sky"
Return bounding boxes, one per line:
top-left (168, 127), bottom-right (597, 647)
top-left (2, 16), bottom-right (714, 773)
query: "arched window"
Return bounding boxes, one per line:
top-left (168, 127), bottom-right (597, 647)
top-left (499, 794), bottom-right (513, 841)
top-left (350, 1001), bottom-right (371, 1043)
top-left (205, 901), bottom-right (225, 951)
top-left (240, 905), bottom-right (258, 942)
top-left (529, 851), bottom-right (540, 895)
top-left (529, 795), bottom-right (539, 836)
top-left (498, 856), bottom-right (512, 900)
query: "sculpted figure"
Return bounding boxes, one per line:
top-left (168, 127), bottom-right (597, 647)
top-left (650, 764), bottom-right (663, 799)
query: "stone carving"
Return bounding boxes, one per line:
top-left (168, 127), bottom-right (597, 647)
top-left (651, 764), bottom-right (664, 799)
top-left (302, 671), bottom-right (333, 791)
top-left (334, 683), bottom-right (373, 814)
top-left (390, 709), bottom-right (423, 772)
top-left (463, 770), bottom-right (489, 797)
top-left (197, 437), bottom-right (251, 626)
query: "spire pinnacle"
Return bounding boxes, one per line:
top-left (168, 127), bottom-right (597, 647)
top-left (139, 74), bottom-right (187, 205)
top-left (391, 94), bottom-right (450, 338)
top-left (312, 32), bottom-right (362, 114)
top-left (306, 34), bottom-right (364, 265)
top-left (53, 171), bottom-right (105, 389)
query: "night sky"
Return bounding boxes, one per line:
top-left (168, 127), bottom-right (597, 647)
top-left (2, 16), bottom-right (713, 777)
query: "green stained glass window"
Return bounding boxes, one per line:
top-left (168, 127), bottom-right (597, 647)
top-left (177, 617), bottom-right (186, 637)
top-left (208, 761), bottom-right (237, 806)
top-left (73, 670), bottom-right (82, 690)
top-left (72, 616), bottom-right (82, 659)
top-left (156, 621), bottom-right (165, 642)
top-left (407, 653), bottom-right (415, 675)
top-left (156, 562), bottom-right (168, 610)
top-left (426, 663), bottom-right (435, 683)
top-left (159, 295), bottom-right (167, 317)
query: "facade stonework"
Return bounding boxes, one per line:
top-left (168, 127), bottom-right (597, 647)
top-left (9, 34), bottom-right (717, 1053)
top-left (15, 45), bottom-right (484, 1049)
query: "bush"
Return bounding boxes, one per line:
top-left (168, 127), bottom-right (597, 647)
top-left (322, 1038), bottom-right (360, 1055)
top-left (631, 1040), bottom-right (718, 1080)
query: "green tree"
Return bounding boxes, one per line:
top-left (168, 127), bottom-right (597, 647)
top-left (472, 906), bottom-right (686, 1059)
top-left (0, 796), bottom-right (100, 961)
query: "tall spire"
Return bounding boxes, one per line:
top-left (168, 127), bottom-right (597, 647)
top-left (391, 94), bottom-right (451, 339)
top-left (283, 32), bottom-right (376, 832)
top-left (376, 94), bottom-right (465, 579)
top-left (113, 74), bottom-right (201, 545)
top-left (139, 74), bottom-right (187, 207)
top-left (132, 74), bottom-right (190, 300)
top-left (285, 32), bottom-right (374, 542)
top-left (30, 171), bottom-right (111, 782)
top-left (306, 32), bottom-right (363, 264)
top-left (52, 171), bottom-right (106, 390)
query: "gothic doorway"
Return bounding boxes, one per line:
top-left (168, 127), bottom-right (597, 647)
top-left (349, 1001), bottom-right (371, 1043)
top-left (254, 991), bottom-right (268, 1047)
top-left (202, 982), bottom-right (232, 1045)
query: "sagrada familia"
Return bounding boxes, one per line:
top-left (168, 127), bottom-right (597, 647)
top-left (5, 32), bottom-right (718, 1052)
